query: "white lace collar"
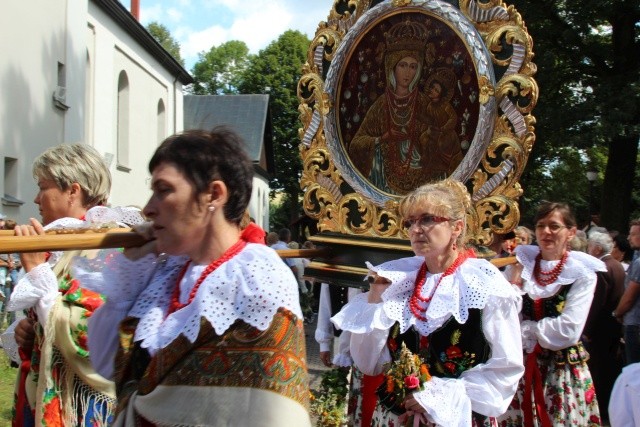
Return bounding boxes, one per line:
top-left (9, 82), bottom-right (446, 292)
top-left (368, 256), bottom-right (516, 336)
top-left (515, 245), bottom-right (606, 298)
top-left (129, 243), bottom-right (303, 354)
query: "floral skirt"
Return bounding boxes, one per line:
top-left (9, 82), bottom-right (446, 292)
top-left (497, 344), bottom-right (601, 426)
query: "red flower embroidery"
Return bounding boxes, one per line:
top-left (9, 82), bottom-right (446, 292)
top-left (445, 345), bottom-right (462, 359)
top-left (443, 362), bottom-right (456, 373)
top-left (388, 338), bottom-right (398, 354)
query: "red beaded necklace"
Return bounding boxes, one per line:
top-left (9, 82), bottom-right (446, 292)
top-left (167, 239), bottom-right (247, 316)
top-left (409, 250), bottom-right (471, 321)
top-left (533, 250), bottom-right (568, 286)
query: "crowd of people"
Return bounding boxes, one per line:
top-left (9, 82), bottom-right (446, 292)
top-left (0, 127), bottom-right (639, 426)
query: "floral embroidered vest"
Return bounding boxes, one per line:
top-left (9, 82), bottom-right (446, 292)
top-left (521, 283), bottom-right (573, 321)
top-left (389, 308), bottom-right (490, 379)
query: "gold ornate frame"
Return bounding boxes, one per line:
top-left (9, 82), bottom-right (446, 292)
top-left (297, 0), bottom-right (537, 248)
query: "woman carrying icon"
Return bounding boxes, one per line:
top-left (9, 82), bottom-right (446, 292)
top-left (81, 127), bottom-right (311, 426)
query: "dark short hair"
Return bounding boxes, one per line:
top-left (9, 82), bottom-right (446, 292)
top-left (278, 228), bottom-right (291, 241)
top-left (149, 127), bottom-right (253, 225)
top-left (533, 201), bottom-right (576, 228)
top-left (613, 233), bottom-right (633, 262)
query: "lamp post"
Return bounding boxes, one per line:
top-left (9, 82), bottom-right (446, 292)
top-left (586, 169), bottom-right (598, 224)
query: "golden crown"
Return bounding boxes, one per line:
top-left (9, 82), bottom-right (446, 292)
top-left (384, 19), bottom-right (429, 53)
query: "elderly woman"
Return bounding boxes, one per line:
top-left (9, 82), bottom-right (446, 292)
top-left (6, 144), bottom-right (136, 426)
top-left (499, 202), bottom-right (607, 426)
top-left (332, 178), bottom-right (523, 426)
top-left (82, 127), bottom-right (310, 426)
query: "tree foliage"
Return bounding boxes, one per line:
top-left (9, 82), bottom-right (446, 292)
top-left (237, 30), bottom-right (310, 223)
top-left (511, 0), bottom-right (640, 230)
top-left (146, 22), bottom-right (184, 67)
top-left (191, 41), bottom-right (252, 95)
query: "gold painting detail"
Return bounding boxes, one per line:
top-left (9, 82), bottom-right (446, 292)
top-left (298, 0), bottom-right (537, 246)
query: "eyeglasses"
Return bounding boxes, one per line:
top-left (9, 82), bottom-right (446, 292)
top-left (535, 223), bottom-right (567, 233)
top-left (402, 214), bottom-right (450, 231)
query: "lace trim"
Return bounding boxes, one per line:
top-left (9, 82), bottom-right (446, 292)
top-left (333, 258), bottom-right (518, 337)
top-left (516, 245), bottom-right (606, 298)
top-left (126, 244), bottom-right (302, 354)
top-left (44, 206), bottom-right (144, 231)
top-left (378, 257), bottom-right (516, 336)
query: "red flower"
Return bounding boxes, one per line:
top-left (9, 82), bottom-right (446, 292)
top-left (589, 415), bottom-right (601, 423)
top-left (443, 362), bottom-right (456, 373)
top-left (404, 375), bottom-right (420, 389)
top-left (585, 385), bottom-right (595, 404)
top-left (388, 338), bottom-right (398, 353)
top-left (446, 345), bottom-right (462, 359)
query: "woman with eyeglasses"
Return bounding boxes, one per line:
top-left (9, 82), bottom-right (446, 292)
top-left (332, 178), bottom-right (523, 426)
top-left (498, 201), bottom-right (607, 426)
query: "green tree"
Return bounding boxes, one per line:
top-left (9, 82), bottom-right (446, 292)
top-left (511, 0), bottom-right (639, 231)
top-left (191, 41), bottom-right (252, 95)
top-left (238, 30), bottom-right (310, 225)
top-left (146, 22), bottom-right (184, 67)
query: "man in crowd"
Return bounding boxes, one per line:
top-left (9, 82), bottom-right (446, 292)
top-left (613, 219), bottom-right (640, 364)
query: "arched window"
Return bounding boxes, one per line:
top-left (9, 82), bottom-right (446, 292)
top-left (117, 71), bottom-right (130, 169)
top-left (85, 50), bottom-right (93, 144)
top-left (157, 99), bottom-right (166, 144)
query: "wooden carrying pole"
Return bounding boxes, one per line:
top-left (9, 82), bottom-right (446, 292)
top-left (0, 229), bottom-right (516, 266)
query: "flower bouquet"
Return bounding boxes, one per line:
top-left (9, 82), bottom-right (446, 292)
top-left (310, 367), bottom-right (350, 426)
top-left (377, 342), bottom-right (431, 415)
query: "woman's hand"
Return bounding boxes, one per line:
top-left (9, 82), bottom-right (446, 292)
top-left (15, 218), bottom-right (47, 273)
top-left (319, 351), bottom-right (332, 367)
top-left (14, 318), bottom-right (36, 349)
top-left (403, 394), bottom-right (427, 414)
top-left (123, 222), bottom-right (157, 260)
top-left (367, 273), bottom-right (391, 303)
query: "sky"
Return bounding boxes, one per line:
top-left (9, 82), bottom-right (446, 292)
top-left (123, 0), bottom-right (335, 71)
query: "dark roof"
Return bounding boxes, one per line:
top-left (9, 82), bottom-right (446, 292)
top-left (92, 0), bottom-right (192, 84)
top-left (183, 95), bottom-right (274, 175)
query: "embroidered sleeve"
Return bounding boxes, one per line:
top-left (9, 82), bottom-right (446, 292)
top-left (7, 263), bottom-right (59, 327)
top-left (73, 251), bottom-right (159, 304)
top-left (534, 274), bottom-right (597, 350)
top-left (457, 294), bottom-right (524, 416)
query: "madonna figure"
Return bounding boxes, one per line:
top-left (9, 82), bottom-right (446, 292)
top-left (349, 19), bottom-right (431, 194)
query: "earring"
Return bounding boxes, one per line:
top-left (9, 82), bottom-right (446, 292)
top-left (208, 205), bottom-right (215, 212)
top-left (452, 241), bottom-right (457, 251)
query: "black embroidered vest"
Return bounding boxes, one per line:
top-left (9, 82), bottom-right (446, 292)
top-left (390, 308), bottom-right (490, 379)
top-left (378, 309), bottom-right (491, 418)
top-left (521, 283), bottom-right (573, 321)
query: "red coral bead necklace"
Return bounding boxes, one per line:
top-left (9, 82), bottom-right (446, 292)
top-left (410, 250), bottom-right (470, 321)
top-left (533, 250), bottom-right (568, 286)
top-left (167, 239), bottom-right (247, 316)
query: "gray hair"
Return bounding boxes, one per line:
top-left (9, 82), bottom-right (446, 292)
top-left (32, 144), bottom-right (111, 208)
top-left (588, 230), bottom-right (613, 254)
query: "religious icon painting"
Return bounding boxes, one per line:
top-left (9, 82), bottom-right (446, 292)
top-left (299, 0), bottom-right (537, 245)
top-left (325, 3), bottom-right (495, 203)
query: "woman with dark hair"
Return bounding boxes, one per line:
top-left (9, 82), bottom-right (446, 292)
top-left (82, 127), bottom-right (310, 426)
top-left (611, 233), bottom-right (634, 271)
top-left (499, 201), bottom-right (607, 426)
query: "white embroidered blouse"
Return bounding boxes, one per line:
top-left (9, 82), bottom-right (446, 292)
top-left (506, 245), bottom-right (607, 353)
